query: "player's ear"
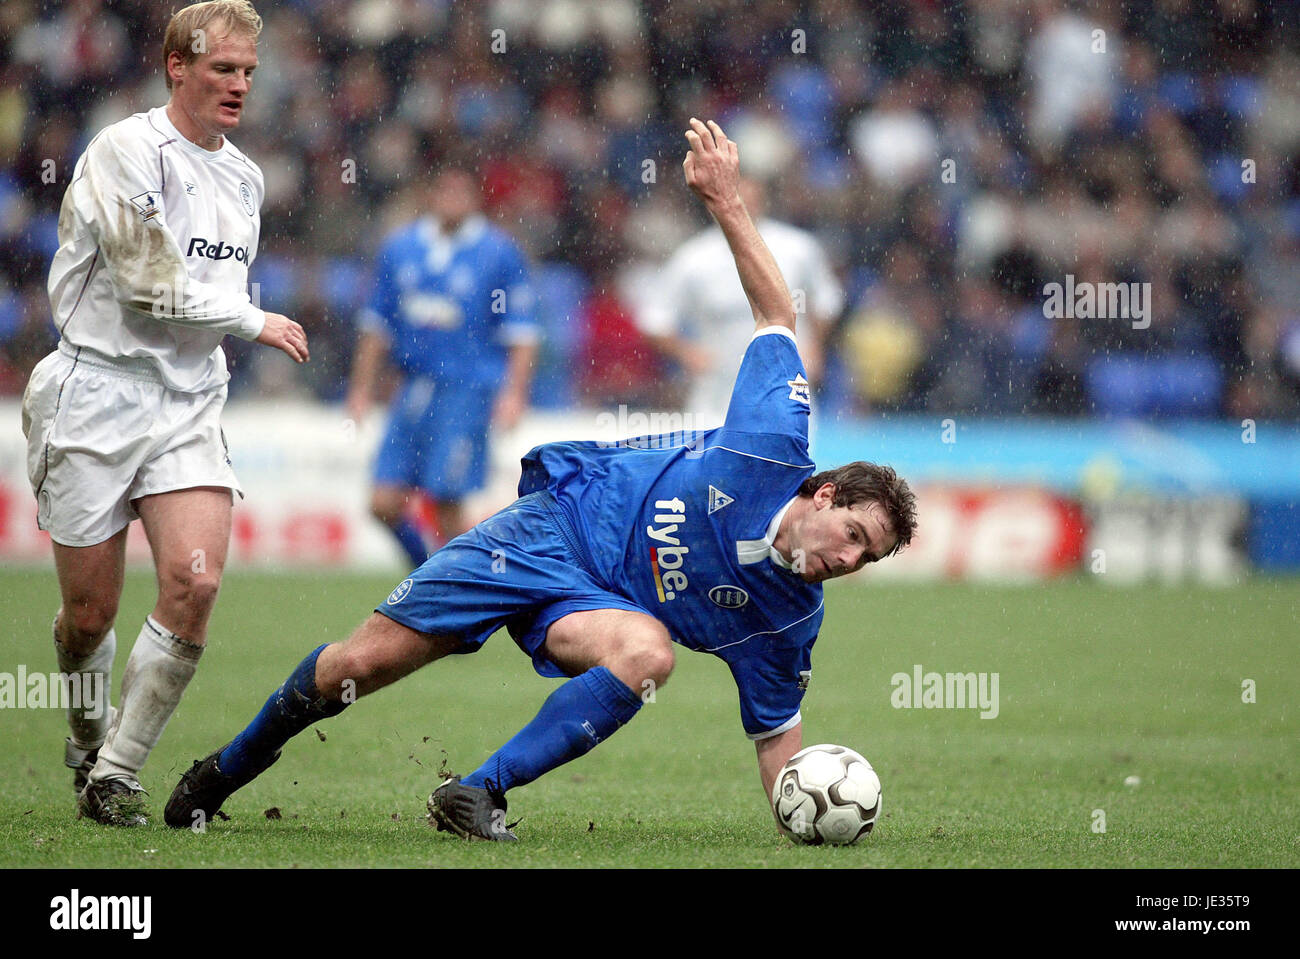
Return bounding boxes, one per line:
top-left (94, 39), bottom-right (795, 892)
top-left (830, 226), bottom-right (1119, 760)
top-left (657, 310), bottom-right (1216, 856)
top-left (167, 50), bottom-right (186, 88)
top-left (815, 482), bottom-right (836, 508)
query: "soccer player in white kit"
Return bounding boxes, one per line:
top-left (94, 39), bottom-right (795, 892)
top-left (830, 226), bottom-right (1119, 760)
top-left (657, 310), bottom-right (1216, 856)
top-left (638, 176), bottom-right (844, 427)
top-left (20, 0), bottom-right (307, 826)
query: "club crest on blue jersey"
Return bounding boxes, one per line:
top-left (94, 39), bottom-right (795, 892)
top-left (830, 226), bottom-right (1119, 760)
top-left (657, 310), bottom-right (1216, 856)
top-left (386, 578), bottom-right (413, 605)
top-left (787, 374), bottom-right (811, 405)
top-left (708, 585), bottom-right (749, 609)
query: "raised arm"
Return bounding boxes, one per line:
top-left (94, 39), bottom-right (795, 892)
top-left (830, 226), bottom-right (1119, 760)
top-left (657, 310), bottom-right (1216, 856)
top-left (682, 118), bottom-right (796, 336)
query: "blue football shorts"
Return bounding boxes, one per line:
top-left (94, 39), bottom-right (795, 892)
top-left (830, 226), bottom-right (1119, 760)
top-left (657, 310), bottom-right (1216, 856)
top-left (374, 490), bottom-right (651, 677)
top-left (372, 376), bottom-right (492, 499)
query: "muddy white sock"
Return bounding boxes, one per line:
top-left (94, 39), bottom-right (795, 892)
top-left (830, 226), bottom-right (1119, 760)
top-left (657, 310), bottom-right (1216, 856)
top-left (91, 617), bottom-right (203, 784)
top-left (54, 621), bottom-right (116, 750)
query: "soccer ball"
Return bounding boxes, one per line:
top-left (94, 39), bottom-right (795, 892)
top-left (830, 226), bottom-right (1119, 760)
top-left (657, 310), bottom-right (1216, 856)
top-left (771, 744), bottom-right (882, 845)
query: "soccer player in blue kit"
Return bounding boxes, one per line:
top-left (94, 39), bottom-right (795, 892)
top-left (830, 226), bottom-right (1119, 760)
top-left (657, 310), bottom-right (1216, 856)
top-left (165, 119), bottom-right (918, 839)
top-left (345, 166), bottom-right (539, 564)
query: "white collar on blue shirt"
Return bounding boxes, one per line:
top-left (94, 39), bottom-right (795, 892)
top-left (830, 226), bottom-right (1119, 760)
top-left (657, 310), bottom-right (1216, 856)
top-left (417, 213), bottom-right (487, 246)
top-left (736, 497), bottom-right (798, 569)
top-left (418, 213), bottom-right (487, 270)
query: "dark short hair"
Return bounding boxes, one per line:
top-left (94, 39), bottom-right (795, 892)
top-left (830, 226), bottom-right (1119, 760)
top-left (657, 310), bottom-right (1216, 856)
top-left (797, 462), bottom-right (917, 557)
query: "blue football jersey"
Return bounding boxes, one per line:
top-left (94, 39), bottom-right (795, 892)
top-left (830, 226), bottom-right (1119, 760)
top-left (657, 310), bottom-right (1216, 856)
top-left (519, 328), bottom-right (822, 738)
top-left (359, 214), bottom-right (537, 388)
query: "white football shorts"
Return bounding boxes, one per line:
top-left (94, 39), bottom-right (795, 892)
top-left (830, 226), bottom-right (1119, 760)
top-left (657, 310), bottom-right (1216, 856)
top-left (21, 343), bottom-right (243, 547)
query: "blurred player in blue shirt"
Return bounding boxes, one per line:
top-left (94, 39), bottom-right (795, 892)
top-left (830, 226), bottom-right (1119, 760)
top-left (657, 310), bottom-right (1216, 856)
top-left (346, 167), bottom-right (538, 565)
top-left (167, 121), bottom-right (918, 839)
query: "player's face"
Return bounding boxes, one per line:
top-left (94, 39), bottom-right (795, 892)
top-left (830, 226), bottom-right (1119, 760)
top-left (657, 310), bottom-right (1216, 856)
top-left (171, 28), bottom-right (258, 141)
top-left (794, 487), bottom-right (898, 583)
top-left (430, 170), bottom-right (480, 225)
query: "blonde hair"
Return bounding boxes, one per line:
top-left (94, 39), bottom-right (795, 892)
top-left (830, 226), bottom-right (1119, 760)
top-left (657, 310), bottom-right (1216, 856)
top-left (162, 1), bottom-right (262, 90)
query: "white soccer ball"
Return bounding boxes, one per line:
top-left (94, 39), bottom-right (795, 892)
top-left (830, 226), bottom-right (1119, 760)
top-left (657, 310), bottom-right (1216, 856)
top-left (771, 744), bottom-right (882, 846)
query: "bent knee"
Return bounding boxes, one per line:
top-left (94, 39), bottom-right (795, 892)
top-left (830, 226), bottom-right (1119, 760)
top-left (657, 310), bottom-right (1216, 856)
top-left (60, 601), bottom-right (118, 645)
top-left (159, 568), bottom-right (222, 614)
top-left (618, 629), bottom-right (675, 689)
top-left (370, 490), bottom-right (407, 526)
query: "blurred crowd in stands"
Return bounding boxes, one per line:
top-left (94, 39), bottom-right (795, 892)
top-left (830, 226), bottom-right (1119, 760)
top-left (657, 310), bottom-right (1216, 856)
top-left (3, 0), bottom-right (1299, 419)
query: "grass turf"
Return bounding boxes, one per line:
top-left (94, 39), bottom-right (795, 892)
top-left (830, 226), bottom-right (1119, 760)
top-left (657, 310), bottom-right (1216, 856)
top-left (1, 569), bottom-right (1296, 868)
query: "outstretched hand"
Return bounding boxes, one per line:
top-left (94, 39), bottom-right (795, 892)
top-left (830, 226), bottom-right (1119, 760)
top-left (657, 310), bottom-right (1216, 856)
top-left (683, 118), bottom-right (741, 208)
top-left (256, 311), bottom-right (309, 363)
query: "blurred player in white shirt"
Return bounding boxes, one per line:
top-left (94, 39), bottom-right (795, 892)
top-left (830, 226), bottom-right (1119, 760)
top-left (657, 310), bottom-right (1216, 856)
top-left (637, 176), bottom-right (844, 425)
top-left (20, 0), bottom-right (306, 826)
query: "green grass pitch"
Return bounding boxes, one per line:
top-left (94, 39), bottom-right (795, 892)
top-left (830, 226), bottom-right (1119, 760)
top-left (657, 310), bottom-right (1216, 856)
top-left (1, 569), bottom-right (1296, 868)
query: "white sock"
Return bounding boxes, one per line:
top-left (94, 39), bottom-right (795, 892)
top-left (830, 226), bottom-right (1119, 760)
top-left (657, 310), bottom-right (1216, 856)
top-left (54, 620), bottom-right (116, 749)
top-left (91, 617), bottom-right (203, 784)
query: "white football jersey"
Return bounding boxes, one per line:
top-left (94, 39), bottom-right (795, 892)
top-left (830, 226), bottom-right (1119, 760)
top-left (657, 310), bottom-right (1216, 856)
top-left (635, 217), bottom-right (844, 424)
top-left (47, 106), bottom-right (266, 393)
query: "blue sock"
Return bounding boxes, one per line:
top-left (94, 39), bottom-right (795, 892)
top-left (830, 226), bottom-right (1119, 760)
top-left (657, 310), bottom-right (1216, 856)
top-left (391, 518), bottom-right (428, 568)
top-left (461, 667), bottom-right (642, 793)
top-left (219, 644), bottom-right (348, 778)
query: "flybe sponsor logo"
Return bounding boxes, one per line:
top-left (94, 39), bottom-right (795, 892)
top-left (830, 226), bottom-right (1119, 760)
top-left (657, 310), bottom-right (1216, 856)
top-left (647, 498), bottom-right (690, 602)
top-left (187, 237), bottom-right (249, 264)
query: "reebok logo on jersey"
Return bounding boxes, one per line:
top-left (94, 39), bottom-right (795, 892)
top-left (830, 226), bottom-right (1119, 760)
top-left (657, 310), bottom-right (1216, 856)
top-left (787, 374), bottom-right (811, 405)
top-left (708, 485), bottom-right (734, 514)
top-left (187, 237), bottom-right (249, 264)
top-left (129, 192), bottom-right (161, 221)
top-left (647, 498), bottom-right (690, 602)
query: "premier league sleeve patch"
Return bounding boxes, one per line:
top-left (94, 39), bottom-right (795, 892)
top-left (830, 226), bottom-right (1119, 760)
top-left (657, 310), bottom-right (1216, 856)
top-left (128, 191), bottom-right (162, 221)
top-left (720, 329), bottom-right (812, 443)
